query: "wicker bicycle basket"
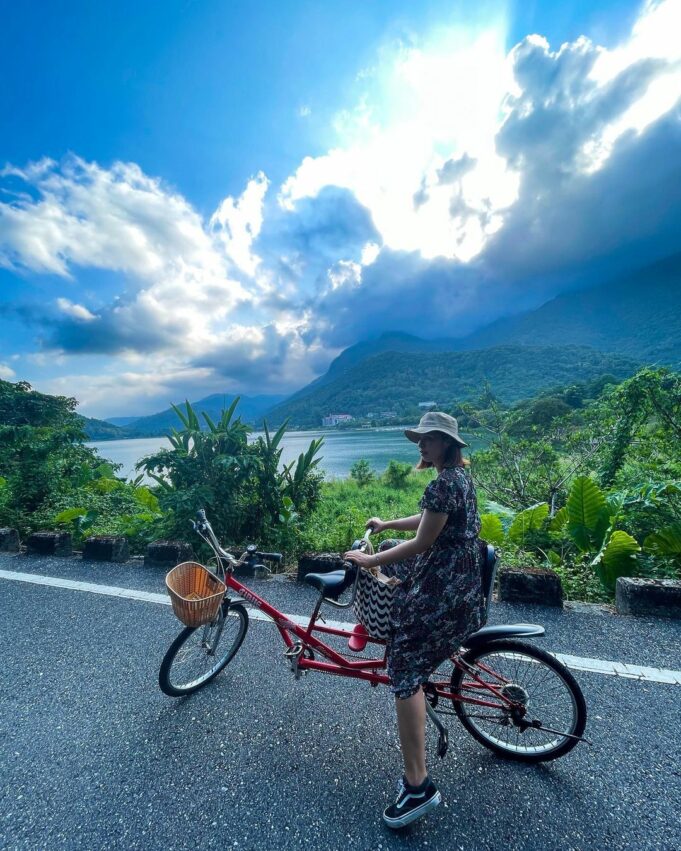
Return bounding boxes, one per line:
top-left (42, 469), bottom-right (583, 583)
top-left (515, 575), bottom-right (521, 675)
top-left (165, 561), bottom-right (226, 627)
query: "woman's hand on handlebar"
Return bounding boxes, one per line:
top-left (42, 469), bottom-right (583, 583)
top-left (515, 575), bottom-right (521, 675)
top-left (343, 549), bottom-right (376, 569)
top-left (366, 517), bottom-right (388, 534)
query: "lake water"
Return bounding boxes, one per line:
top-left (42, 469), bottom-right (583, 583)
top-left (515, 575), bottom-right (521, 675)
top-left (88, 428), bottom-right (485, 481)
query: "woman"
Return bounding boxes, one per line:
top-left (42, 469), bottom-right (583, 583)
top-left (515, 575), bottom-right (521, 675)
top-left (344, 411), bottom-right (485, 829)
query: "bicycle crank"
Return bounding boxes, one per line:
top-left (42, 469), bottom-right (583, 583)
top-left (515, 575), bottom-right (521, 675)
top-left (283, 643), bottom-right (314, 680)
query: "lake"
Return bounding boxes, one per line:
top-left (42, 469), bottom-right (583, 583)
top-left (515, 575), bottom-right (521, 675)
top-left (88, 428), bottom-right (486, 481)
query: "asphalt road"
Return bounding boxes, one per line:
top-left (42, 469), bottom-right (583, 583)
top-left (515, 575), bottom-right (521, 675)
top-left (1, 552), bottom-right (679, 851)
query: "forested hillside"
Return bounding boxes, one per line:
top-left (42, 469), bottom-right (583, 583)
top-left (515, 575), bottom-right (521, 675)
top-left (265, 345), bottom-right (640, 427)
top-left (461, 253), bottom-right (681, 363)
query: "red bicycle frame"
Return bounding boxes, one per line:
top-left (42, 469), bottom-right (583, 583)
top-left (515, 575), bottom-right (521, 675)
top-left (222, 569), bottom-right (515, 712)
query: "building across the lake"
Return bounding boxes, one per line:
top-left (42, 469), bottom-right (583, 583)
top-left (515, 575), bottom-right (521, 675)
top-left (322, 413), bottom-right (354, 427)
top-left (418, 401), bottom-right (437, 410)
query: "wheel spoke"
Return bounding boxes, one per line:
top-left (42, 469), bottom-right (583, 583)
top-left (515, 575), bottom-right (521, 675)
top-left (450, 641), bottom-right (586, 760)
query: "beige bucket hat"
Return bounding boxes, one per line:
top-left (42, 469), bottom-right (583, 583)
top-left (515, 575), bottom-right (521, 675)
top-left (404, 411), bottom-right (467, 447)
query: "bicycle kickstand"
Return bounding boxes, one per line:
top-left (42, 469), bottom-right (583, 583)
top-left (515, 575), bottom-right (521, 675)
top-left (425, 701), bottom-right (449, 759)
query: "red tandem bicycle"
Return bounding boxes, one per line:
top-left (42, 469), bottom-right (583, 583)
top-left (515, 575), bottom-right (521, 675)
top-left (159, 510), bottom-right (588, 763)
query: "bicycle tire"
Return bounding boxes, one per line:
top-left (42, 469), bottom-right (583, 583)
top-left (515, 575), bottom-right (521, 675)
top-left (450, 639), bottom-right (587, 763)
top-left (159, 602), bottom-right (249, 697)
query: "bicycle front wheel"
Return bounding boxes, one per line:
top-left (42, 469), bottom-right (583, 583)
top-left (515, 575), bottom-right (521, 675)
top-left (450, 639), bottom-right (587, 763)
top-left (159, 602), bottom-right (249, 697)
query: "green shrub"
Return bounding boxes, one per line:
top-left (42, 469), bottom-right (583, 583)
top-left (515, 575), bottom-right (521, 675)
top-left (350, 459), bottom-right (375, 487)
top-left (382, 460), bottom-right (413, 489)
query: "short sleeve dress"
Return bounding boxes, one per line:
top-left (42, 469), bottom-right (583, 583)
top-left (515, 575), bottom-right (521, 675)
top-left (379, 466), bottom-right (486, 699)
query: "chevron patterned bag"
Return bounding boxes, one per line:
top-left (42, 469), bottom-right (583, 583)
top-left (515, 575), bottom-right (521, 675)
top-left (352, 567), bottom-right (399, 640)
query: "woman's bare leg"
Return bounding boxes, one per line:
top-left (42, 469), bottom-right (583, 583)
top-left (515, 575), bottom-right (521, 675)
top-left (395, 690), bottom-right (427, 787)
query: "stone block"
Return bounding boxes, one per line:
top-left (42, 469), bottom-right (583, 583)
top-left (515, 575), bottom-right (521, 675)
top-left (498, 567), bottom-right (563, 607)
top-left (297, 552), bottom-right (346, 582)
top-left (0, 528), bottom-right (20, 552)
top-left (616, 577), bottom-right (681, 619)
top-left (26, 531), bottom-right (72, 557)
top-left (145, 540), bottom-right (194, 569)
top-left (83, 535), bottom-right (130, 562)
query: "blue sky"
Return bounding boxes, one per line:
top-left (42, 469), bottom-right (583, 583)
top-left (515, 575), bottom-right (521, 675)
top-left (1, 0), bottom-right (680, 416)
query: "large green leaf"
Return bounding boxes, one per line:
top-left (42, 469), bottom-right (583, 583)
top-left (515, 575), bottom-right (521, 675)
top-left (546, 549), bottom-right (562, 567)
top-left (567, 476), bottom-right (609, 552)
top-left (644, 523), bottom-right (681, 559)
top-left (54, 507), bottom-right (87, 523)
top-left (549, 506), bottom-right (568, 532)
top-left (480, 513), bottom-right (505, 545)
top-left (508, 503), bottom-right (549, 544)
top-left (593, 530), bottom-right (640, 592)
top-left (133, 486), bottom-right (160, 513)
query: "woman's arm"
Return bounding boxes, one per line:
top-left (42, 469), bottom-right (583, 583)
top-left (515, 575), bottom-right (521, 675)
top-left (347, 510), bottom-right (447, 568)
top-left (367, 514), bottom-right (422, 534)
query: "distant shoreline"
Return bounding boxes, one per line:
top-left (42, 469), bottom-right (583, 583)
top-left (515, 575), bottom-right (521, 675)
top-left (86, 424), bottom-right (417, 443)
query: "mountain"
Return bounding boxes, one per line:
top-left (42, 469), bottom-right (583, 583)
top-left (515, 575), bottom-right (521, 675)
top-left (276, 332), bottom-right (462, 411)
top-left (105, 416), bottom-right (140, 427)
top-left (264, 345), bottom-right (640, 428)
top-left (264, 252), bottom-right (679, 428)
top-left (459, 252), bottom-right (681, 363)
top-left (325, 331), bottom-right (460, 377)
top-left (116, 393), bottom-right (287, 438)
top-left (78, 416), bottom-right (127, 441)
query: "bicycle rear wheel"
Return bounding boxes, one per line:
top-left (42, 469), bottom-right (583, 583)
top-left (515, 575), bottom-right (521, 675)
top-left (450, 639), bottom-right (587, 762)
top-left (159, 602), bottom-right (249, 697)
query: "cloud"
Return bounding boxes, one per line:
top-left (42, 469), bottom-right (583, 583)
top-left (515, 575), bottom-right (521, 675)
top-left (256, 185), bottom-right (380, 299)
top-left (0, 156), bottom-right (255, 359)
top-left (0, 157), bottom-right (216, 278)
top-left (2, 0), bottom-right (681, 415)
top-left (191, 323), bottom-right (326, 393)
top-left (287, 0), bottom-right (681, 339)
top-left (437, 153), bottom-right (477, 185)
top-left (209, 172), bottom-right (269, 277)
top-left (38, 365), bottom-right (218, 417)
top-left (56, 298), bottom-right (97, 322)
top-left (0, 362), bottom-right (16, 380)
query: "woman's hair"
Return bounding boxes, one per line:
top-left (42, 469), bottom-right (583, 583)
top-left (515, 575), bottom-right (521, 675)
top-left (415, 431), bottom-right (469, 470)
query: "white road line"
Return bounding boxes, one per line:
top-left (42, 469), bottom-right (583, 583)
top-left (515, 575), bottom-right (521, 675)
top-left (2, 568), bottom-right (680, 685)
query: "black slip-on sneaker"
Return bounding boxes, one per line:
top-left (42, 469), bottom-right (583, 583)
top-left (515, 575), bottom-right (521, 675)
top-left (382, 776), bottom-right (442, 829)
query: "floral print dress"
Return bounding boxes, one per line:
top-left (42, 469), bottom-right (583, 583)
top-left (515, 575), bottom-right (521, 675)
top-left (379, 465), bottom-right (486, 699)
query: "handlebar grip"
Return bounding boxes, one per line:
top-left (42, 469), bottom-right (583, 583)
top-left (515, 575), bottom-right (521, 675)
top-left (196, 509), bottom-right (207, 521)
top-left (257, 551), bottom-right (283, 564)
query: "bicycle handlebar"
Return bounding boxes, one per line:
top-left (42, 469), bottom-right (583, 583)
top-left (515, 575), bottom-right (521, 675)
top-left (256, 551), bottom-right (283, 564)
top-left (192, 509), bottom-right (282, 566)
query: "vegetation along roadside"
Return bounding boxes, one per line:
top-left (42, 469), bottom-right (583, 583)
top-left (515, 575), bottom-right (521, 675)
top-left (1, 367), bottom-right (679, 603)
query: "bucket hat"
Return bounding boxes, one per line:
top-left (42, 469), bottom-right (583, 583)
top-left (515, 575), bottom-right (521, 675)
top-left (404, 411), bottom-right (467, 447)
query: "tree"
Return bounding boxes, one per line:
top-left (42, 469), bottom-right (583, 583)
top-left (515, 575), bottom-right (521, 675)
top-left (595, 368), bottom-right (681, 487)
top-left (0, 380), bottom-right (101, 531)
